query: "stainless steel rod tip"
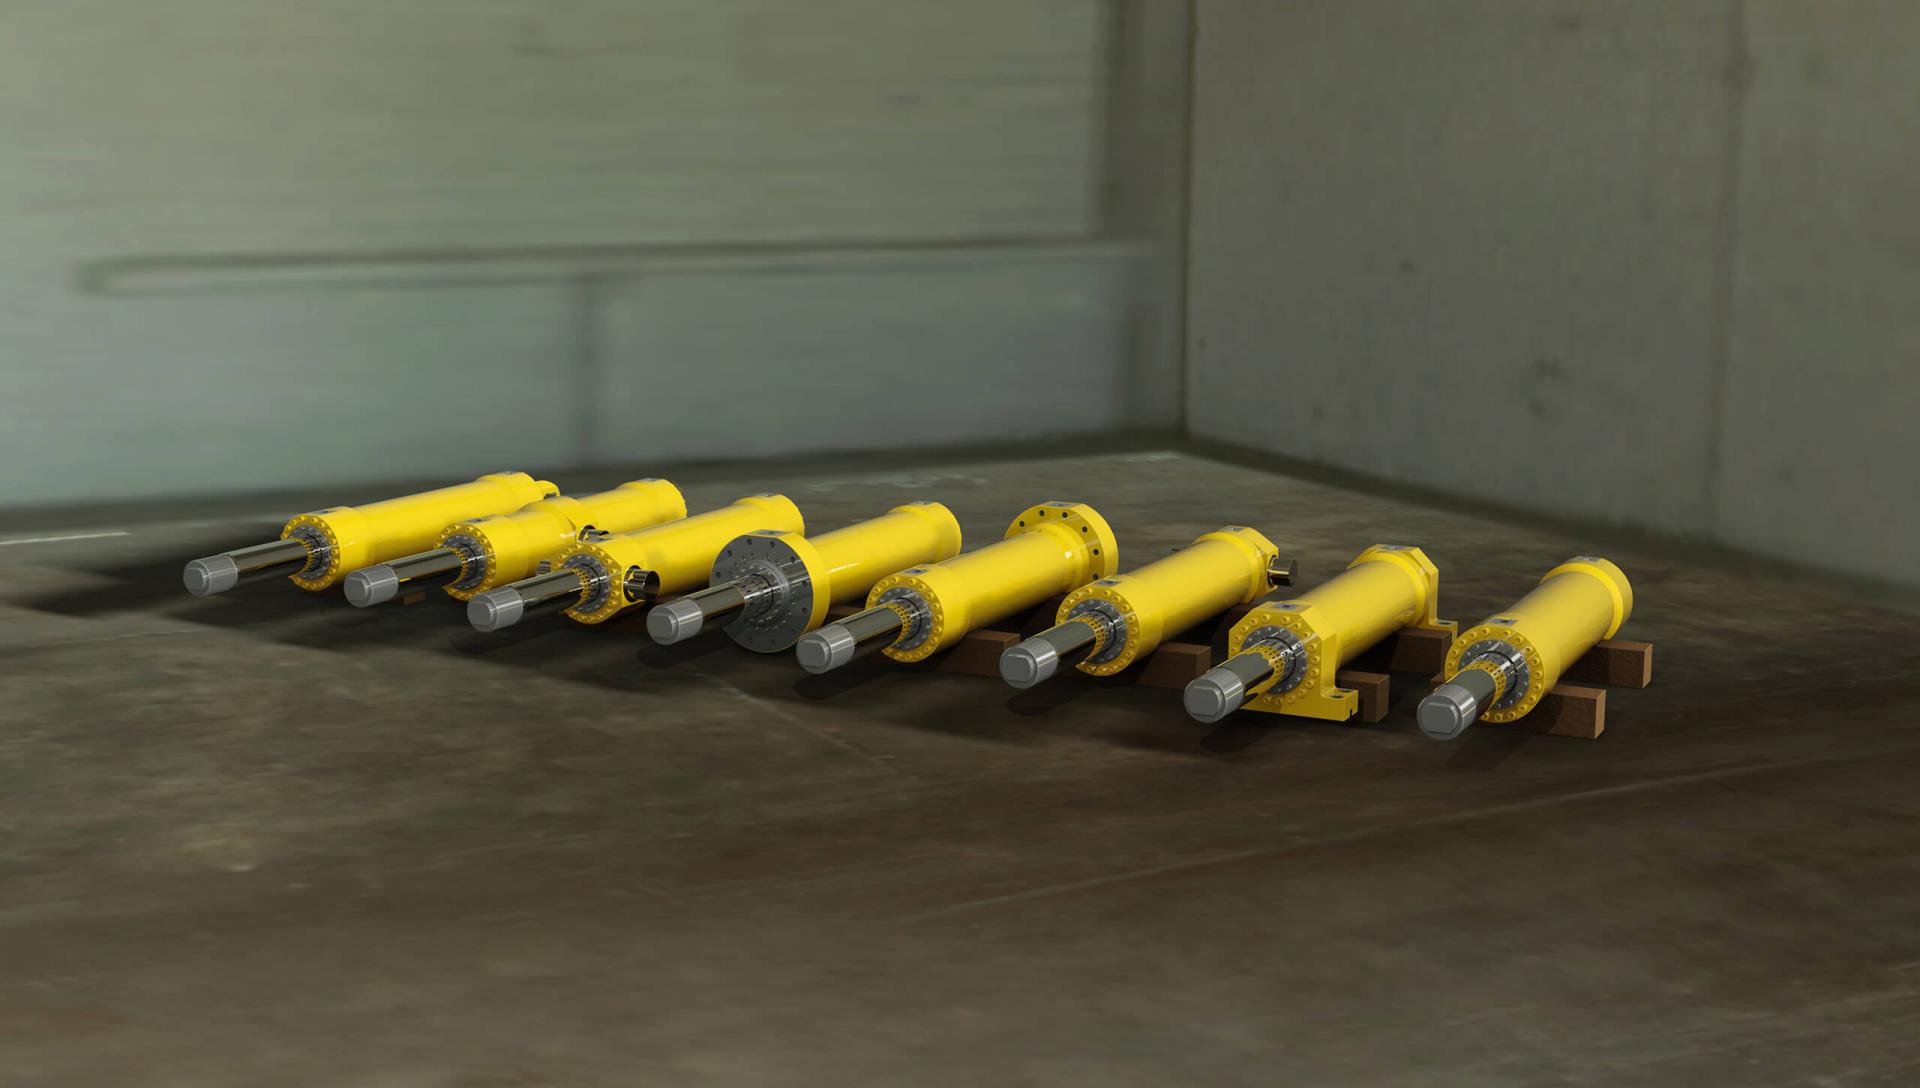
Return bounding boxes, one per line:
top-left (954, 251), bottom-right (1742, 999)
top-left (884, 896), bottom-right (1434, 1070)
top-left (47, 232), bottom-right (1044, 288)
top-left (796, 625), bottom-right (859, 675)
top-left (1185, 667), bottom-right (1248, 724)
top-left (1418, 670), bottom-right (1496, 741)
top-left (343, 565), bottom-right (399, 608)
top-left (183, 555), bottom-right (239, 596)
top-left (1000, 641), bottom-right (1058, 689)
top-left (647, 597), bottom-right (706, 645)
top-left (467, 588), bottom-right (526, 632)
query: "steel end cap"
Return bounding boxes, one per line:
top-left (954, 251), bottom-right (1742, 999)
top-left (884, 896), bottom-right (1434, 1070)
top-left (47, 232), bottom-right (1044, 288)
top-left (343, 565), bottom-right (399, 608)
top-left (1000, 640), bottom-right (1059, 689)
top-left (183, 555), bottom-right (239, 596)
top-left (1418, 683), bottom-right (1479, 741)
top-left (796, 625), bottom-right (858, 675)
top-left (1184, 668), bottom-right (1248, 724)
top-left (467, 588), bottom-right (526, 632)
top-left (647, 597), bottom-right (705, 644)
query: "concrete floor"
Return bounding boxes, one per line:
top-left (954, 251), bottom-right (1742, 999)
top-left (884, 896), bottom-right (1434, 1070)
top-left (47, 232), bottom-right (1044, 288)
top-left (3, 448), bottom-right (1918, 1087)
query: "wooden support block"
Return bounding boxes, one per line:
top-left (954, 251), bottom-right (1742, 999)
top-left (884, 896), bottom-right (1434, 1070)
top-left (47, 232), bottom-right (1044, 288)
top-left (1014, 597), bottom-right (1069, 635)
top-left (1134, 643), bottom-right (1212, 690)
top-left (1562, 639), bottom-right (1653, 689)
top-left (397, 589), bottom-right (430, 607)
top-left (1350, 627), bottom-right (1454, 677)
top-left (1483, 683), bottom-right (1607, 739)
top-left (935, 630), bottom-right (1020, 677)
top-left (1334, 670), bottom-right (1391, 723)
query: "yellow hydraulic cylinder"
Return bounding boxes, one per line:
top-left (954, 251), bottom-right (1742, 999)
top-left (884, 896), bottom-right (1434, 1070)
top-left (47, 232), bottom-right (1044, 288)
top-left (182, 471), bottom-right (558, 596)
top-left (465, 494), bottom-right (804, 631)
top-left (1000, 526), bottom-right (1286, 688)
top-left (647, 501), bottom-right (964, 652)
top-left (341, 479), bottom-right (687, 607)
top-left (1186, 544), bottom-right (1457, 724)
top-left (795, 501), bottom-right (1119, 674)
top-left (1418, 556), bottom-right (1633, 740)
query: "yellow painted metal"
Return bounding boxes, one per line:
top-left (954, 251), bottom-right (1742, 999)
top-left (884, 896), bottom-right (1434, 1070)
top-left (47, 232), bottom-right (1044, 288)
top-left (1444, 556), bottom-right (1633, 722)
top-left (1227, 544), bottom-right (1457, 721)
top-left (438, 479), bottom-right (687, 600)
top-left (551, 494), bottom-right (804, 624)
top-left (282, 471), bottom-right (557, 591)
top-left (1061, 525), bottom-right (1280, 676)
top-left (748, 501), bottom-right (965, 636)
top-left (866, 501), bottom-right (1120, 663)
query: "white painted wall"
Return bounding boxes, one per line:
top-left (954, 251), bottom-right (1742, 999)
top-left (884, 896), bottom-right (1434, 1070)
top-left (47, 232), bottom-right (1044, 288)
top-left (0, 0), bottom-right (1180, 505)
top-left (1186, 0), bottom-right (1920, 586)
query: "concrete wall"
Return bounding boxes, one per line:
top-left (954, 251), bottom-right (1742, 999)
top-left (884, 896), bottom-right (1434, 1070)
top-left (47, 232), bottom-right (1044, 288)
top-left (0, 0), bottom-right (1186, 506)
top-left (1186, 0), bottom-right (1920, 586)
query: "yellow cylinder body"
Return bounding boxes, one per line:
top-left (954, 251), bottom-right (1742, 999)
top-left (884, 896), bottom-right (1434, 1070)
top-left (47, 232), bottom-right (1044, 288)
top-left (282, 471), bottom-right (557, 590)
top-left (438, 479), bottom-right (688, 600)
top-left (1444, 556), bottom-right (1633, 722)
top-left (1059, 526), bottom-right (1280, 675)
top-left (771, 502), bottom-right (967, 629)
top-left (550, 494), bottom-right (804, 624)
top-left (865, 501), bottom-right (1120, 663)
top-left (1226, 544), bottom-right (1457, 721)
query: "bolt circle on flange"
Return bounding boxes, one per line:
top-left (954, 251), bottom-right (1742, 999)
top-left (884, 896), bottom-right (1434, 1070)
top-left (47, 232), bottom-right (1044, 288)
top-left (440, 532), bottom-right (492, 592)
top-left (714, 533), bottom-right (818, 653)
top-left (282, 522), bottom-right (337, 588)
top-left (1064, 599), bottom-right (1129, 665)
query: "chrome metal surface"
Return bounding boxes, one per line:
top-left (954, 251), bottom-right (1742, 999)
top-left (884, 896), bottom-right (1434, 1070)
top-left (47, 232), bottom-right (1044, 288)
top-left (182, 537), bottom-right (312, 596)
top-left (1001, 618), bottom-right (1102, 689)
top-left (795, 604), bottom-right (907, 674)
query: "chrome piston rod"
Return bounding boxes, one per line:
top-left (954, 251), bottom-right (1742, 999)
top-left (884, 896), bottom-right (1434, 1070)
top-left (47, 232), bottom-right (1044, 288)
top-left (795, 604), bottom-right (905, 674)
top-left (1001, 617), bottom-right (1104, 689)
top-left (466, 569), bottom-right (586, 632)
top-left (1418, 649), bottom-right (1521, 741)
top-left (184, 538), bottom-right (312, 596)
top-left (647, 577), bottom-right (776, 645)
top-left (343, 548), bottom-right (465, 608)
top-left (1185, 637), bottom-right (1300, 724)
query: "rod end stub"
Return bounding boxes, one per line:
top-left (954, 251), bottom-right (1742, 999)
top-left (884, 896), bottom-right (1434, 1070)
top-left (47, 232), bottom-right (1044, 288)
top-left (796, 626), bottom-right (858, 675)
top-left (344, 566), bottom-right (399, 608)
top-left (1000, 641), bottom-right (1058, 689)
top-left (1185, 668), bottom-right (1248, 724)
top-left (183, 555), bottom-right (239, 597)
top-left (467, 588), bottom-right (526, 632)
top-left (647, 597), bottom-right (705, 644)
top-left (1418, 681), bottom-right (1482, 741)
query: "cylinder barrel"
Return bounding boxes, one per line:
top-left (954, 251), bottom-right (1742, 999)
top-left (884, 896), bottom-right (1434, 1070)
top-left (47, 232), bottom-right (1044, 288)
top-left (284, 471), bottom-right (557, 590)
top-left (1297, 550), bottom-right (1432, 670)
top-left (1061, 527), bottom-right (1278, 672)
top-left (1496, 558), bottom-right (1632, 692)
top-left (552, 495), bottom-right (805, 624)
top-left (809, 502), bottom-right (964, 600)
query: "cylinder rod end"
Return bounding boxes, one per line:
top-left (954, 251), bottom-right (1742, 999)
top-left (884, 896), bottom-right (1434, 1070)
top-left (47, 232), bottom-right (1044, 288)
top-left (468, 588), bottom-right (527, 632)
top-left (1185, 668), bottom-right (1249, 724)
top-left (1418, 681), bottom-right (1482, 741)
top-left (796, 625), bottom-right (859, 675)
top-left (647, 597), bottom-right (706, 645)
top-left (1000, 641), bottom-right (1059, 689)
top-left (183, 555), bottom-right (240, 597)
top-left (344, 565), bottom-right (400, 608)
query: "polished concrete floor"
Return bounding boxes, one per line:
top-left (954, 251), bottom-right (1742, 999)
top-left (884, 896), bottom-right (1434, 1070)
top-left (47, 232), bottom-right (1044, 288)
top-left (3, 448), bottom-right (1918, 1087)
